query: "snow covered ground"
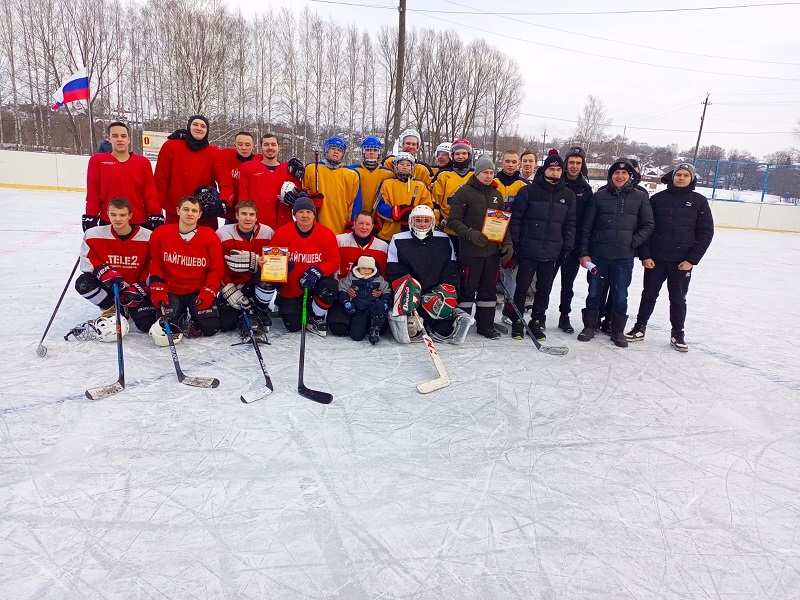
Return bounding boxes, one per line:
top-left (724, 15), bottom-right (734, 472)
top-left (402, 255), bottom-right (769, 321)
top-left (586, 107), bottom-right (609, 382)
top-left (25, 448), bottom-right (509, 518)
top-left (1, 189), bottom-right (799, 599)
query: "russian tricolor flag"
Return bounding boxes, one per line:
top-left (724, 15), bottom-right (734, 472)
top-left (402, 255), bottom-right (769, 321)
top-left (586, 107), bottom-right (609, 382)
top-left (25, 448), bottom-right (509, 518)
top-left (51, 67), bottom-right (90, 111)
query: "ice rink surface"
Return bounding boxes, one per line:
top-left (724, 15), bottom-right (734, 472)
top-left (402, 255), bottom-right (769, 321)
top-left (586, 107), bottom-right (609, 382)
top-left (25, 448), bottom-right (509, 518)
top-left (1, 189), bottom-right (799, 599)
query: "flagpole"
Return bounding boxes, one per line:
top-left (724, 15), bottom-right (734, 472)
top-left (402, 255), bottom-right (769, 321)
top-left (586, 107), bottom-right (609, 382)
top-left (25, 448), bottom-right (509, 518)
top-left (86, 68), bottom-right (95, 153)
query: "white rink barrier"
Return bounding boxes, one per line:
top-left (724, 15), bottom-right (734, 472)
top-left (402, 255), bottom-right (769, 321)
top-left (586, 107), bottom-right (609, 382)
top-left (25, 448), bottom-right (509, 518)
top-left (0, 149), bottom-right (155, 193)
top-left (1, 149), bottom-right (798, 232)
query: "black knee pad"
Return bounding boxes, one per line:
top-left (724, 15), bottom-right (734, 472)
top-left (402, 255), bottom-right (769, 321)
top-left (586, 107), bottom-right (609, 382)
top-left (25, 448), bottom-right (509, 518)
top-left (282, 313), bottom-right (302, 332)
top-left (75, 272), bottom-right (100, 294)
top-left (193, 304), bottom-right (220, 336)
top-left (129, 302), bottom-right (157, 332)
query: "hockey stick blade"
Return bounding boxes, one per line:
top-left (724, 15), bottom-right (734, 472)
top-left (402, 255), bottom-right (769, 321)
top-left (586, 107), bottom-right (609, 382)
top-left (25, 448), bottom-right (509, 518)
top-left (298, 384), bottom-right (333, 405)
top-left (539, 344), bottom-right (569, 356)
top-left (241, 386), bottom-right (272, 404)
top-left (180, 375), bottom-right (220, 388)
top-left (85, 381), bottom-right (125, 400)
top-left (415, 313), bottom-right (451, 394)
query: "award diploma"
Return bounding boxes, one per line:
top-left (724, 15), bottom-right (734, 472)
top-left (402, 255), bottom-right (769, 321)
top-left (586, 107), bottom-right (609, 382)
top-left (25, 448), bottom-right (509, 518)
top-left (481, 209), bottom-right (511, 243)
top-left (260, 247), bottom-right (289, 283)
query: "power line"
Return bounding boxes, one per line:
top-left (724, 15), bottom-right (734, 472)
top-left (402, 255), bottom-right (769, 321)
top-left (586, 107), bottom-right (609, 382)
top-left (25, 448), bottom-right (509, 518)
top-left (408, 1), bottom-right (800, 16)
top-left (307, 0), bottom-right (394, 8)
top-left (517, 112), bottom-right (796, 134)
top-left (433, 0), bottom-right (800, 66)
top-left (418, 13), bottom-right (800, 82)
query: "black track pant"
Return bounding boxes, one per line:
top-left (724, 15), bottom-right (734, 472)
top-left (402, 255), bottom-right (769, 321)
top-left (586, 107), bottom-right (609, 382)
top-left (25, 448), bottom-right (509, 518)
top-left (634, 261), bottom-right (692, 331)
top-left (513, 259), bottom-right (557, 321)
top-left (457, 254), bottom-right (500, 331)
top-left (558, 254), bottom-right (580, 315)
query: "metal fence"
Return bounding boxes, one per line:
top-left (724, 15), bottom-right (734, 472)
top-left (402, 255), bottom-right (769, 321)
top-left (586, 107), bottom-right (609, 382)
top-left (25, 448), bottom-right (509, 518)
top-left (694, 159), bottom-right (800, 205)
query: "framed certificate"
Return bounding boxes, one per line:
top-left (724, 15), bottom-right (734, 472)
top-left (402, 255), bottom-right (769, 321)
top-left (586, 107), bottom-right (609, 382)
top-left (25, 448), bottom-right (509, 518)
top-left (481, 209), bottom-right (511, 243)
top-left (260, 246), bottom-right (289, 283)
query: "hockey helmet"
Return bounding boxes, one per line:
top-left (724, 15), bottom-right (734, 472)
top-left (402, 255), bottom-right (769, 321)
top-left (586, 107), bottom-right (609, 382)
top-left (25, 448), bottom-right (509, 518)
top-left (94, 314), bottom-right (129, 343)
top-left (149, 319), bottom-right (183, 347)
top-left (408, 205), bottom-right (435, 239)
top-left (194, 185), bottom-right (225, 218)
top-left (323, 136), bottom-right (347, 166)
top-left (435, 142), bottom-right (452, 156)
top-left (400, 129), bottom-right (421, 150)
top-left (360, 136), bottom-right (383, 168)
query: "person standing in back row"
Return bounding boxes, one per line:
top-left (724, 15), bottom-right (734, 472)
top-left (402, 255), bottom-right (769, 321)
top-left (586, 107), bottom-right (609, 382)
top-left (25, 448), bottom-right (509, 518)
top-left (578, 158), bottom-right (654, 348)
top-left (625, 163), bottom-right (714, 352)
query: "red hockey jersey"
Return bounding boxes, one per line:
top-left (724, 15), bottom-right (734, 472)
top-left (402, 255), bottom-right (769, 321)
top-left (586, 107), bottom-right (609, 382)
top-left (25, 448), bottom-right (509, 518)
top-left (238, 160), bottom-right (300, 230)
top-left (85, 153), bottom-right (159, 225)
top-left (216, 223), bottom-right (275, 286)
top-left (79, 224), bottom-right (151, 283)
top-left (154, 139), bottom-right (233, 229)
top-left (335, 232), bottom-right (389, 279)
top-left (269, 223), bottom-right (340, 299)
top-left (149, 225), bottom-right (224, 294)
top-left (216, 148), bottom-right (263, 221)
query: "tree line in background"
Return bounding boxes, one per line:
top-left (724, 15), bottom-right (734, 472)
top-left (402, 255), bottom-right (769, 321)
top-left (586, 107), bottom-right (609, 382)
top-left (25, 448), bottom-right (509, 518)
top-left (0, 0), bottom-right (525, 162)
top-left (0, 0), bottom-right (796, 170)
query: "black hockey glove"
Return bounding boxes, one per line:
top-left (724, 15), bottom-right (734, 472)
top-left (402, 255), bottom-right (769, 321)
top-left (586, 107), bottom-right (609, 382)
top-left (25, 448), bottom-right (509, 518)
top-left (298, 265), bottom-right (323, 290)
top-left (146, 214), bottom-right (165, 231)
top-left (82, 214), bottom-right (99, 232)
top-left (287, 157), bottom-right (305, 180)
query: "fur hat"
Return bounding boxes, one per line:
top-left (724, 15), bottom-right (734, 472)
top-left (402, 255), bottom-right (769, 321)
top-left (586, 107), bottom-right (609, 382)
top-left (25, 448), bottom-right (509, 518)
top-left (352, 255), bottom-right (378, 279)
top-left (474, 155), bottom-right (495, 174)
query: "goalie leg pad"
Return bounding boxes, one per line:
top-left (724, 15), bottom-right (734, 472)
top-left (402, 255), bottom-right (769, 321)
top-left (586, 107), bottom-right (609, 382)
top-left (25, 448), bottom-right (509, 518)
top-left (391, 276), bottom-right (422, 316)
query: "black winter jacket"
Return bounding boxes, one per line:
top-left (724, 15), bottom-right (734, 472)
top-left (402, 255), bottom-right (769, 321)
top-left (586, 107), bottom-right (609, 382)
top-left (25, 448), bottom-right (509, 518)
top-left (638, 181), bottom-right (714, 264)
top-left (509, 173), bottom-right (577, 262)
top-left (448, 175), bottom-right (510, 258)
top-left (564, 174), bottom-right (593, 233)
top-left (579, 180), bottom-right (654, 260)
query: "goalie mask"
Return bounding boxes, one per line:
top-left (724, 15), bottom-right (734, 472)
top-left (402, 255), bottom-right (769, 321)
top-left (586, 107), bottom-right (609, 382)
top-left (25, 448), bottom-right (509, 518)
top-left (393, 151), bottom-right (416, 183)
top-left (194, 185), bottom-right (226, 218)
top-left (149, 319), bottom-right (183, 347)
top-left (360, 136), bottom-right (383, 169)
top-left (408, 204), bottom-right (435, 239)
top-left (94, 314), bottom-right (129, 343)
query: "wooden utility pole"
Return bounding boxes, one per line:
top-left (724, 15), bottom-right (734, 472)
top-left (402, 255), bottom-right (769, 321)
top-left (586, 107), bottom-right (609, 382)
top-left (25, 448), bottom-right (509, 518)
top-left (541, 130), bottom-right (547, 158)
top-left (392, 0), bottom-right (407, 144)
top-left (692, 93), bottom-right (711, 163)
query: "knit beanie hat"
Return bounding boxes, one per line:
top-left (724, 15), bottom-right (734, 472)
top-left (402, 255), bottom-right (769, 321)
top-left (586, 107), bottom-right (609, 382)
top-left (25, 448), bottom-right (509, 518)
top-left (673, 162), bottom-right (697, 182)
top-left (607, 157), bottom-right (637, 179)
top-left (542, 148), bottom-right (564, 170)
top-left (352, 255), bottom-right (378, 279)
top-left (474, 155), bottom-right (495, 174)
top-left (185, 114), bottom-right (210, 152)
top-left (292, 196), bottom-right (316, 216)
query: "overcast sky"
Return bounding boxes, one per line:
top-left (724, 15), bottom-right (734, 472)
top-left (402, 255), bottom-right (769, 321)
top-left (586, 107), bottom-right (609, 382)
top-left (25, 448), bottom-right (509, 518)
top-left (231, 0), bottom-right (800, 159)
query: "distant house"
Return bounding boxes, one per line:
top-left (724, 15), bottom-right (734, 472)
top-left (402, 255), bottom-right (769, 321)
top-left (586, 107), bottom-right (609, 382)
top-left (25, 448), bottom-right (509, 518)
top-left (641, 166), bottom-right (665, 183)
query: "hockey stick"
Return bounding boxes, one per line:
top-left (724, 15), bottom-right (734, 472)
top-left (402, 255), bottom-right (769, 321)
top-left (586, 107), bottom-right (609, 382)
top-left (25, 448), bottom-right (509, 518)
top-left (159, 303), bottom-right (220, 388)
top-left (36, 257), bottom-right (80, 357)
top-left (239, 305), bottom-right (273, 403)
top-left (413, 311), bottom-right (450, 394)
top-left (298, 288), bottom-right (333, 404)
top-left (314, 150), bottom-right (320, 194)
top-left (498, 280), bottom-right (569, 356)
top-left (85, 282), bottom-right (126, 400)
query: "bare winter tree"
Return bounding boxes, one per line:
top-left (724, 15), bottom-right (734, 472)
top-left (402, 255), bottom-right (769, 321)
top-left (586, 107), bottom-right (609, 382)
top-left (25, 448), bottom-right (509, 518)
top-left (484, 52), bottom-right (523, 161)
top-left (573, 95), bottom-right (611, 156)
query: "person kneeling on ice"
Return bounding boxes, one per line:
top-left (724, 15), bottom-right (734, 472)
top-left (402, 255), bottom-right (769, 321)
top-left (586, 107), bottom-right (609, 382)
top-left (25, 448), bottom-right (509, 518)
top-left (75, 196), bottom-right (158, 333)
top-left (148, 195), bottom-right (224, 337)
top-left (337, 255), bottom-right (391, 344)
top-left (386, 205), bottom-right (474, 344)
top-left (216, 200), bottom-right (275, 342)
top-left (267, 195), bottom-right (340, 335)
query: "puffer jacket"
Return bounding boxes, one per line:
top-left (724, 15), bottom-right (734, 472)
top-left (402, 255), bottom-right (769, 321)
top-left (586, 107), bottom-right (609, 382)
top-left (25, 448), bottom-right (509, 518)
top-left (448, 174), bottom-right (509, 258)
top-left (509, 172), bottom-right (576, 262)
top-left (579, 179), bottom-right (654, 260)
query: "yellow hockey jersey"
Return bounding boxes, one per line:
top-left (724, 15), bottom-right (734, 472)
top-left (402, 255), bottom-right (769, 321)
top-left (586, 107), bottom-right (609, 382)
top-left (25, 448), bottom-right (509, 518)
top-left (347, 163), bottom-right (393, 213)
top-left (302, 164), bottom-right (362, 235)
top-left (431, 169), bottom-right (473, 235)
top-left (374, 178), bottom-right (433, 242)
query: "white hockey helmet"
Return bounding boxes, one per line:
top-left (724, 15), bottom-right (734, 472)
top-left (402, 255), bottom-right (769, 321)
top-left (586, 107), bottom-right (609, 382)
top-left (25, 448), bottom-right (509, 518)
top-left (94, 314), bottom-right (129, 342)
top-left (149, 319), bottom-right (183, 347)
top-left (400, 128), bottom-right (421, 148)
top-left (394, 151), bottom-right (416, 170)
top-left (435, 142), bottom-right (452, 156)
top-left (408, 205), bottom-right (435, 239)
